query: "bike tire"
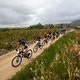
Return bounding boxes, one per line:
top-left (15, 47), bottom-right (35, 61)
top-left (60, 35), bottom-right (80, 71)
top-left (11, 55), bottom-right (22, 67)
top-left (33, 46), bottom-right (38, 53)
top-left (42, 41), bottom-right (45, 46)
top-left (26, 49), bottom-right (33, 59)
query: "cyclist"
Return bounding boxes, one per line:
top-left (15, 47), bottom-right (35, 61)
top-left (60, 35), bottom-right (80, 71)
top-left (48, 31), bottom-right (52, 39)
top-left (52, 31), bottom-right (56, 40)
top-left (17, 38), bottom-right (29, 58)
top-left (44, 32), bottom-right (48, 43)
top-left (35, 35), bottom-right (42, 48)
top-left (44, 32), bottom-right (48, 38)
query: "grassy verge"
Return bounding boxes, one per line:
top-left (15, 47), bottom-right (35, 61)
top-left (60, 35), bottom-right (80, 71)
top-left (10, 31), bottom-right (77, 80)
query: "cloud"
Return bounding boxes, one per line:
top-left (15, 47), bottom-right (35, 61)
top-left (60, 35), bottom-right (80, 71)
top-left (0, 0), bottom-right (80, 27)
top-left (34, 0), bottom-right (80, 24)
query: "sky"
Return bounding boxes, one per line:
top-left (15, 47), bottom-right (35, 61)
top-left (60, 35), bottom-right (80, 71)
top-left (0, 0), bottom-right (80, 27)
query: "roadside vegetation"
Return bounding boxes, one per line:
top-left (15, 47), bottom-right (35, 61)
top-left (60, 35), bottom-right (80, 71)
top-left (10, 31), bottom-right (80, 80)
top-left (0, 28), bottom-right (59, 56)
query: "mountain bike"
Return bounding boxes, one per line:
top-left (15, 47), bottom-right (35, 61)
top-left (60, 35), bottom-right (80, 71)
top-left (33, 43), bottom-right (43, 53)
top-left (42, 38), bottom-right (48, 46)
top-left (11, 48), bottom-right (32, 67)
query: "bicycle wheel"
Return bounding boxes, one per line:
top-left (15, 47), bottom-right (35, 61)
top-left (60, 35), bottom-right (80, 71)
top-left (42, 40), bottom-right (45, 46)
top-left (33, 45), bottom-right (38, 53)
top-left (26, 49), bottom-right (33, 59)
top-left (11, 55), bottom-right (22, 67)
top-left (39, 44), bottom-right (43, 49)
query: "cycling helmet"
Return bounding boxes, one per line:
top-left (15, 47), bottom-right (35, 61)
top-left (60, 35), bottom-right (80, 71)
top-left (18, 38), bottom-right (24, 43)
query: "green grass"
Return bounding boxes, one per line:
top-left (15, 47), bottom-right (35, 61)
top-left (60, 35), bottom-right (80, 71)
top-left (10, 31), bottom-right (78, 80)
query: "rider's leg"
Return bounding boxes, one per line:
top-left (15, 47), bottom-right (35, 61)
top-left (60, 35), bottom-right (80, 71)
top-left (24, 47), bottom-right (30, 58)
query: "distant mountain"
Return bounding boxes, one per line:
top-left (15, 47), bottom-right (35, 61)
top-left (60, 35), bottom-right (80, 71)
top-left (71, 19), bottom-right (80, 26)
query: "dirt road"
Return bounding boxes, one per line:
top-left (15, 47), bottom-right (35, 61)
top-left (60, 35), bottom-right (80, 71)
top-left (0, 30), bottom-right (72, 80)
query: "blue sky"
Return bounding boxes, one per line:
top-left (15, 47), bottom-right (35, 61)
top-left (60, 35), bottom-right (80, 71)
top-left (0, 0), bottom-right (80, 27)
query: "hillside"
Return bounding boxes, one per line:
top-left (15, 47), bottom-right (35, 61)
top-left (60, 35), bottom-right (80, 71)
top-left (71, 19), bottom-right (80, 26)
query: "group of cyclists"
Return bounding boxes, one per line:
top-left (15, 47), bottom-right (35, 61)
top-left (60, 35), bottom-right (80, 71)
top-left (17, 29), bottom-right (67, 57)
top-left (12, 28), bottom-right (69, 67)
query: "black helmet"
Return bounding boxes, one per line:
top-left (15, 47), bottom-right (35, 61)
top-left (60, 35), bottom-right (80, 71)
top-left (18, 38), bottom-right (24, 43)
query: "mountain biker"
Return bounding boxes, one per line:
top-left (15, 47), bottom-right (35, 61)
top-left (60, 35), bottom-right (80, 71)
top-left (35, 35), bottom-right (41, 48)
top-left (52, 31), bottom-right (56, 40)
top-left (44, 32), bottom-right (48, 38)
top-left (48, 31), bottom-right (52, 39)
top-left (17, 38), bottom-right (29, 58)
top-left (44, 32), bottom-right (48, 43)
